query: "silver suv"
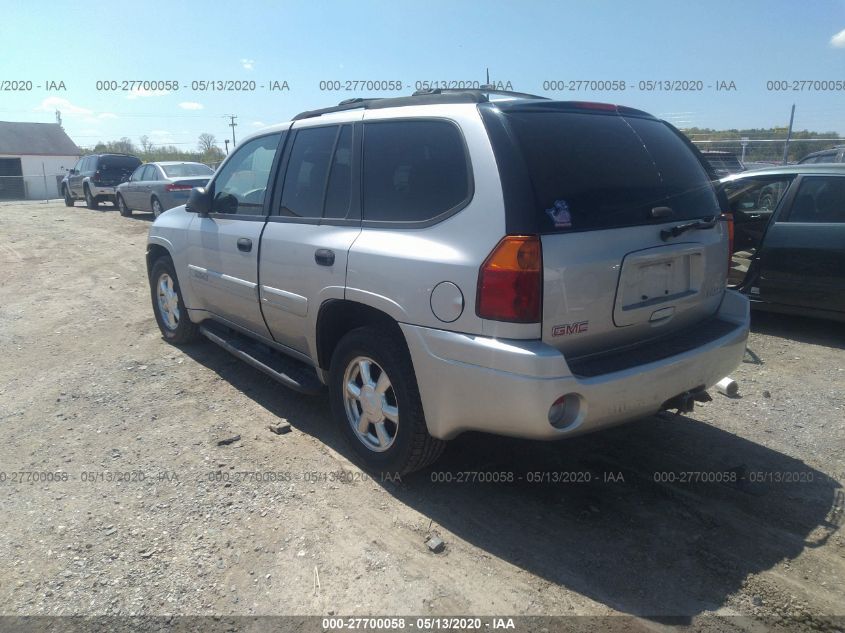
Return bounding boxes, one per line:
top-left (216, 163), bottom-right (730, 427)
top-left (146, 90), bottom-right (750, 474)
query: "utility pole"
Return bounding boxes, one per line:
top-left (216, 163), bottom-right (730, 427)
top-left (782, 104), bottom-right (795, 165)
top-left (224, 139), bottom-right (230, 155)
top-left (227, 115), bottom-right (238, 147)
top-left (55, 110), bottom-right (62, 127)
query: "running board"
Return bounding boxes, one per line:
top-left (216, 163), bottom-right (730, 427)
top-left (199, 322), bottom-right (324, 395)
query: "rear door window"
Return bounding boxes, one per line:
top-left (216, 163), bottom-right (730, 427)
top-left (323, 126), bottom-right (353, 219)
top-left (504, 111), bottom-right (719, 232)
top-left (362, 120), bottom-right (470, 223)
top-left (787, 177), bottom-right (845, 223)
top-left (280, 126), bottom-right (338, 219)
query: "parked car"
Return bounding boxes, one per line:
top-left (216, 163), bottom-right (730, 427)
top-left (798, 145), bottom-right (845, 165)
top-left (116, 162), bottom-right (214, 218)
top-left (699, 150), bottom-right (745, 178)
top-left (62, 153), bottom-right (141, 209)
top-left (721, 165), bottom-right (845, 321)
top-left (145, 91), bottom-right (749, 474)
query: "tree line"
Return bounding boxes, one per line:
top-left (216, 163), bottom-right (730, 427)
top-left (83, 133), bottom-right (225, 165)
top-left (684, 127), bottom-right (842, 163)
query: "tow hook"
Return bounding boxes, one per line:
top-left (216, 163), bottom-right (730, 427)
top-left (663, 389), bottom-right (712, 414)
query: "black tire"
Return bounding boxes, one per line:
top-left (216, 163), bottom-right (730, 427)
top-left (151, 197), bottom-right (164, 218)
top-left (63, 186), bottom-right (74, 207)
top-left (149, 256), bottom-right (201, 345)
top-left (84, 186), bottom-right (98, 210)
top-left (117, 194), bottom-right (132, 217)
top-left (329, 327), bottom-right (445, 475)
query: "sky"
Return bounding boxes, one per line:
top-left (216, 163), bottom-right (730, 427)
top-left (1, 0), bottom-right (844, 152)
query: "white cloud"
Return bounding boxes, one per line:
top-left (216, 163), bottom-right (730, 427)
top-left (251, 121), bottom-right (265, 127)
top-left (178, 101), bottom-right (204, 110)
top-left (241, 58), bottom-right (255, 71)
top-left (831, 28), bottom-right (845, 48)
top-left (126, 87), bottom-right (170, 99)
top-left (35, 96), bottom-right (92, 116)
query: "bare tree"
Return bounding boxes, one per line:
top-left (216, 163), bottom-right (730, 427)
top-left (111, 137), bottom-right (136, 154)
top-left (139, 135), bottom-right (153, 154)
top-left (198, 133), bottom-right (218, 153)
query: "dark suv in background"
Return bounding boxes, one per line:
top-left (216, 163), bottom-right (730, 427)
top-left (62, 153), bottom-right (142, 209)
top-left (798, 146), bottom-right (845, 165)
top-left (700, 151), bottom-right (745, 178)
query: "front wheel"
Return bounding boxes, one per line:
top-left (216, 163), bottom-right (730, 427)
top-left (149, 256), bottom-right (200, 344)
top-left (329, 327), bottom-right (445, 475)
top-left (63, 186), bottom-right (74, 207)
top-left (117, 194), bottom-right (132, 217)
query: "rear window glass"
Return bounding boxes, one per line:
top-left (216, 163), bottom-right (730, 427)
top-left (162, 163), bottom-right (213, 177)
top-left (505, 112), bottom-right (719, 232)
top-left (98, 155), bottom-right (141, 172)
top-left (362, 120), bottom-right (470, 223)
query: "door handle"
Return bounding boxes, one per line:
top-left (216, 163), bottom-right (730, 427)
top-left (237, 238), bottom-right (253, 252)
top-left (315, 249), bottom-right (335, 266)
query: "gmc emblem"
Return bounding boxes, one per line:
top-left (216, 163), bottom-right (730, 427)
top-left (552, 321), bottom-right (589, 336)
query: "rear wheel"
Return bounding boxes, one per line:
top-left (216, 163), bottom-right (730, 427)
top-left (329, 327), bottom-right (445, 475)
top-left (151, 197), bottom-right (164, 218)
top-left (63, 186), bottom-right (74, 207)
top-left (149, 256), bottom-right (200, 344)
top-left (117, 194), bottom-right (132, 217)
top-left (84, 186), bottom-right (98, 210)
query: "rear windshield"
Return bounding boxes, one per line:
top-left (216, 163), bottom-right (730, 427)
top-left (162, 163), bottom-right (214, 177)
top-left (98, 156), bottom-right (141, 172)
top-left (505, 112), bottom-right (720, 232)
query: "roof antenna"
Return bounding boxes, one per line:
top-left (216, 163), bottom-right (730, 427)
top-left (483, 68), bottom-right (491, 99)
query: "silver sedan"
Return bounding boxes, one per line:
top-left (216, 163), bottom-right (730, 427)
top-left (116, 162), bottom-right (214, 218)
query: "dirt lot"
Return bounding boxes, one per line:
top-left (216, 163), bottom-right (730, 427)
top-left (0, 201), bottom-right (843, 631)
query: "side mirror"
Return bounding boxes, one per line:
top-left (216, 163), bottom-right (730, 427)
top-left (187, 186), bottom-right (212, 217)
top-left (69, 168), bottom-right (77, 175)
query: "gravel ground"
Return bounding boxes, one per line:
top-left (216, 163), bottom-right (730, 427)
top-left (0, 201), bottom-right (843, 631)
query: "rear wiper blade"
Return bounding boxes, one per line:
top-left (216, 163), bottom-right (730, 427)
top-left (660, 217), bottom-right (717, 241)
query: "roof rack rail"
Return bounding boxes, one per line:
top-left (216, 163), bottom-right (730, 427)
top-left (411, 87), bottom-right (551, 101)
top-left (292, 88), bottom-right (549, 120)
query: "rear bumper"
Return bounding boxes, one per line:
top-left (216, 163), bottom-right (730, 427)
top-left (89, 185), bottom-right (117, 198)
top-left (401, 290), bottom-right (750, 441)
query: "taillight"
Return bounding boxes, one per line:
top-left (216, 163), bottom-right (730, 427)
top-left (476, 235), bottom-right (542, 323)
top-left (165, 183), bottom-right (193, 192)
top-left (721, 213), bottom-right (734, 271)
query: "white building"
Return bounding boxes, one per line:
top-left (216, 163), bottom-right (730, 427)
top-left (0, 121), bottom-right (81, 200)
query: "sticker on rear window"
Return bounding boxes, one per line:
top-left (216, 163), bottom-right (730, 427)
top-left (545, 199), bottom-right (572, 228)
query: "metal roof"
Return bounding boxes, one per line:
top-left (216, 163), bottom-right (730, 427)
top-left (0, 121), bottom-right (81, 156)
